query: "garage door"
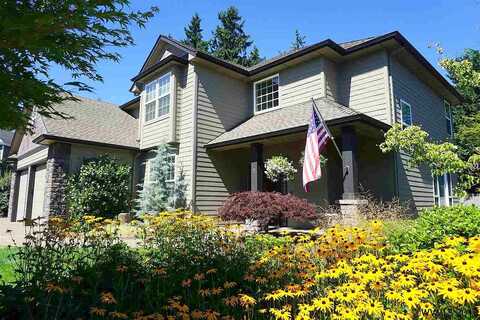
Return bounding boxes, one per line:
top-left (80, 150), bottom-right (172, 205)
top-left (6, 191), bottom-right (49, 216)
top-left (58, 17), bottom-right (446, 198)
top-left (31, 164), bottom-right (47, 220)
top-left (16, 170), bottom-right (28, 221)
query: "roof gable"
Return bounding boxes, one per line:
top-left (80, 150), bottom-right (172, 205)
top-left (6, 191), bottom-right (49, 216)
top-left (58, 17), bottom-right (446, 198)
top-left (137, 36), bottom-right (192, 77)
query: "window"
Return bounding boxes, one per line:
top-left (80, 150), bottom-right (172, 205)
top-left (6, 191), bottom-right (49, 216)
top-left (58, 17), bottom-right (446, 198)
top-left (433, 173), bottom-right (453, 206)
top-left (144, 73), bottom-right (171, 122)
top-left (400, 100), bottom-right (412, 128)
top-left (445, 100), bottom-right (453, 137)
top-left (146, 150), bottom-right (177, 197)
top-left (254, 75), bottom-right (279, 113)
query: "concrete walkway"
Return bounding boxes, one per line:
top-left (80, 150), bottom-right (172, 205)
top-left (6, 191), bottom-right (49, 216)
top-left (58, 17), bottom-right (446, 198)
top-left (0, 218), bottom-right (27, 246)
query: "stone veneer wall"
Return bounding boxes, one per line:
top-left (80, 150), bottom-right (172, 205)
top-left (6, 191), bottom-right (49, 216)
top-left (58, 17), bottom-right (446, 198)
top-left (43, 143), bottom-right (71, 216)
top-left (7, 162), bottom-right (19, 221)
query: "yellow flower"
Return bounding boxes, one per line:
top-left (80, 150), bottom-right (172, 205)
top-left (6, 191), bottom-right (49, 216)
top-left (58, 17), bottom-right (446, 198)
top-left (109, 311), bottom-right (128, 319)
top-left (90, 307), bottom-right (107, 316)
top-left (238, 294), bottom-right (256, 309)
top-left (204, 309), bottom-right (220, 320)
top-left (100, 291), bottom-right (117, 304)
top-left (312, 297), bottom-right (333, 313)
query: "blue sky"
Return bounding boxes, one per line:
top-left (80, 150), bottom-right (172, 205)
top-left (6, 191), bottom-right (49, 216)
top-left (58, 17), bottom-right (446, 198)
top-left (51, 0), bottom-right (480, 105)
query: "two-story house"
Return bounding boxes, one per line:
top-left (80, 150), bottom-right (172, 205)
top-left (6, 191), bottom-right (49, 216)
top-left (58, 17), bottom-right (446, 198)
top-left (7, 31), bottom-right (462, 222)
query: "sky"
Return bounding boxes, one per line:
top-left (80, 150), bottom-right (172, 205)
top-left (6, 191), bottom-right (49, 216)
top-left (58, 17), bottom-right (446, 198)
top-left (50, 0), bottom-right (480, 105)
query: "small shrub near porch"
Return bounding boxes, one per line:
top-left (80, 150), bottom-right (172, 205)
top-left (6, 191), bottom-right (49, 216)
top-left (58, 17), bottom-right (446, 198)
top-left (66, 156), bottom-right (132, 219)
top-left (218, 191), bottom-right (318, 230)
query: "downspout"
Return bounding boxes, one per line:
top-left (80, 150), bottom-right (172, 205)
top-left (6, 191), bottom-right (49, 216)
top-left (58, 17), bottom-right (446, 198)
top-left (190, 66), bottom-right (199, 213)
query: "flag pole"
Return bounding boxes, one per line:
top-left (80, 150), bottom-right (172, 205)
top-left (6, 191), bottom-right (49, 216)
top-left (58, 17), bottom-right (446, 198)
top-left (311, 98), bottom-right (343, 161)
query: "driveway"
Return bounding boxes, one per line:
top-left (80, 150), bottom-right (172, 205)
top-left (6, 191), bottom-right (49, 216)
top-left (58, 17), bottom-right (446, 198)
top-left (0, 218), bottom-right (26, 246)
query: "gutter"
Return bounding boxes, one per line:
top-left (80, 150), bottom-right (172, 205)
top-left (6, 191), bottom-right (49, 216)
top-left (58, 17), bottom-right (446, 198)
top-left (205, 114), bottom-right (390, 150)
top-left (32, 134), bottom-right (139, 151)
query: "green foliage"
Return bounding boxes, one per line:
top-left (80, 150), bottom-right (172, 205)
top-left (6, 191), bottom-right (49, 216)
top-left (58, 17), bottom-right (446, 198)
top-left (291, 30), bottom-right (306, 50)
top-left (0, 170), bottom-right (10, 216)
top-left (0, 0), bottom-right (158, 130)
top-left (0, 246), bottom-right (15, 283)
top-left (385, 205), bottom-right (480, 253)
top-left (137, 144), bottom-right (187, 213)
top-left (264, 155), bottom-right (297, 183)
top-left (209, 6), bottom-right (260, 67)
top-left (66, 156), bottom-right (132, 218)
top-left (182, 13), bottom-right (209, 51)
top-left (379, 124), bottom-right (479, 196)
top-left (439, 49), bottom-right (480, 189)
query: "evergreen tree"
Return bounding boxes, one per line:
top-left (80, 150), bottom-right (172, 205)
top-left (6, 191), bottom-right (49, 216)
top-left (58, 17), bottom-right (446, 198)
top-left (246, 46), bottom-right (262, 67)
top-left (291, 30), bottom-right (306, 50)
top-left (173, 166), bottom-right (188, 209)
top-left (137, 144), bottom-right (174, 213)
top-left (182, 13), bottom-right (208, 51)
top-left (210, 6), bottom-right (257, 67)
top-left (137, 144), bottom-right (189, 213)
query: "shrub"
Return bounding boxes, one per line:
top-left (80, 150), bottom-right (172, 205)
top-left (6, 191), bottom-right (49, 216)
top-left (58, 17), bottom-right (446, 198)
top-left (385, 204), bottom-right (480, 253)
top-left (0, 170), bottom-right (10, 216)
top-left (66, 156), bottom-right (132, 218)
top-left (218, 191), bottom-right (318, 229)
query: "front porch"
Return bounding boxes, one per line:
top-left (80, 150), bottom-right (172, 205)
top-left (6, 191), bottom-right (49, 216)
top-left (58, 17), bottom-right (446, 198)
top-left (205, 114), bottom-right (395, 221)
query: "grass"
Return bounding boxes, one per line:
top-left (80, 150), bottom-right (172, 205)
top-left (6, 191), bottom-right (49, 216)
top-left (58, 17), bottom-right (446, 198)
top-left (0, 246), bottom-right (15, 283)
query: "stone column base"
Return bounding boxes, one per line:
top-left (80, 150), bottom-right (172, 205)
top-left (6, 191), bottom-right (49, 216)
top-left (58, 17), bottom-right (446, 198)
top-left (338, 199), bottom-right (368, 226)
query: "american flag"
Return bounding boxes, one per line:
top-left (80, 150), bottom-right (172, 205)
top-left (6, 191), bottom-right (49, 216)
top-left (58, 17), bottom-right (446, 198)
top-left (303, 104), bottom-right (331, 192)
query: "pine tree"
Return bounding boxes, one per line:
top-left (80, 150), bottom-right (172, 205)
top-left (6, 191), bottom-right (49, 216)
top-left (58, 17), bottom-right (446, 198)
top-left (246, 46), bottom-right (262, 67)
top-left (173, 166), bottom-right (188, 209)
top-left (210, 6), bottom-right (256, 66)
top-left (291, 30), bottom-right (306, 50)
top-left (183, 13), bottom-right (208, 51)
top-left (137, 144), bottom-right (174, 213)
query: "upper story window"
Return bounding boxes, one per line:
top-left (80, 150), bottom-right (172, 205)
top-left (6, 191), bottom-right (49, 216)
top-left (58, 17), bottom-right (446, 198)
top-left (144, 72), bottom-right (171, 122)
top-left (445, 100), bottom-right (453, 137)
top-left (254, 75), bottom-right (279, 113)
top-left (400, 100), bottom-right (412, 128)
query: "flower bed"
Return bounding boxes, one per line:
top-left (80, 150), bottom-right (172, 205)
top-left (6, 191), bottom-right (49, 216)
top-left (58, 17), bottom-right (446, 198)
top-left (0, 212), bottom-right (479, 319)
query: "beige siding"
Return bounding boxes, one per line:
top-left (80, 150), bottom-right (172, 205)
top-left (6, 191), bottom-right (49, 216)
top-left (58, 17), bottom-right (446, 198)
top-left (195, 65), bottom-right (250, 213)
top-left (69, 144), bottom-right (134, 172)
top-left (175, 64), bottom-right (195, 203)
top-left (390, 57), bottom-right (449, 209)
top-left (279, 57), bottom-right (325, 108)
top-left (338, 50), bottom-right (390, 123)
top-left (324, 58), bottom-right (338, 101)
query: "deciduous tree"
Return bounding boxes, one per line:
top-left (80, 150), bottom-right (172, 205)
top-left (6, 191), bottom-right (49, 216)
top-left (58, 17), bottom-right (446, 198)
top-left (0, 0), bottom-right (158, 130)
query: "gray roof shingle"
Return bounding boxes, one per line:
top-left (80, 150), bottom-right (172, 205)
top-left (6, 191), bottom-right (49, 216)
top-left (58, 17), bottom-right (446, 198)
top-left (40, 96), bottom-right (138, 149)
top-left (0, 130), bottom-right (14, 147)
top-left (207, 98), bottom-right (359, 147)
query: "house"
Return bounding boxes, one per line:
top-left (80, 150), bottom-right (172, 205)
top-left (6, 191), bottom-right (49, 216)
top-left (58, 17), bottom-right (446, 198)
top-left (0, 130), bottom-right (14, 162)
top-left (7, 31), bottom-right (462, 222)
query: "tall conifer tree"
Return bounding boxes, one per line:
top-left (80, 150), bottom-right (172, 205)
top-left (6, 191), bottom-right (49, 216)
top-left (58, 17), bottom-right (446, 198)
top-left (183, 13), bottom-right (208, 51)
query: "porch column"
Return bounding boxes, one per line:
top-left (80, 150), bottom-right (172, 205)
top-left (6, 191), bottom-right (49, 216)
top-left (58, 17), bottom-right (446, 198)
top-left (339, 126), bottom-right (366, 225)
top-left (43, 143), bottom-right (71, 216)
top-left (250, 143), bottom-right (263, 192)
top-left (7, 161), bottom-right (19, 222)
top-left (341, 126), bottom-right (359, 200)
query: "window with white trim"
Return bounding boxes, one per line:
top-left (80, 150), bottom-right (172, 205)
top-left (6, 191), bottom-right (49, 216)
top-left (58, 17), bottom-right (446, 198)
top-left (144, 73), bottom-right (171, 122)
top-left (254, 75), bottom-right (279, 113)
top-left (146, 150), bottom-right (177, 197)
top-left (445, 100), bottom-right (453, 137)
top-left (400, 100), bottom-right (412, 128)
top-left (433, 173), bottom-right (453, 206)
top-left (165, 152), bottom-right (176, 196)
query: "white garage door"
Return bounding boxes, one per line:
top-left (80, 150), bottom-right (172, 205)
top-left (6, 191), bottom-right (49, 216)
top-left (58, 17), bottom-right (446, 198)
top-left (31, 164), bottom-right (47, 220)
top-left (16, 170), bottom-right (28, 221)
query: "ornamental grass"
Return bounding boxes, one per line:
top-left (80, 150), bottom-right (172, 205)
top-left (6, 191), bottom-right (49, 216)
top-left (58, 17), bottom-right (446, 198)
top-left (0, 212), bottom-right (479, 319)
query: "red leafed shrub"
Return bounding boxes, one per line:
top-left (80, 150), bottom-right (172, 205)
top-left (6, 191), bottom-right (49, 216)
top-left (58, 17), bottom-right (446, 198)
top-left (218, 191), bottom-right (318, 229)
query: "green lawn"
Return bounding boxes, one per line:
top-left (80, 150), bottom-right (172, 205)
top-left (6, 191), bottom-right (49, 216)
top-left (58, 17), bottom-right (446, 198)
top-left (0, 247), bottom-right (15, 283)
